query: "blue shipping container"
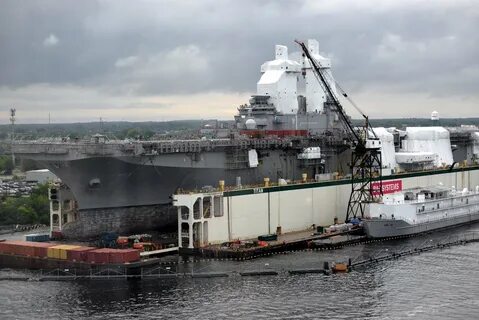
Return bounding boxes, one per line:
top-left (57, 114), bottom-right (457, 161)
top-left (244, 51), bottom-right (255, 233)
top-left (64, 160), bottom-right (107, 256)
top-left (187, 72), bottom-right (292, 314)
top-left (25, 234), bottom-right (50, 242)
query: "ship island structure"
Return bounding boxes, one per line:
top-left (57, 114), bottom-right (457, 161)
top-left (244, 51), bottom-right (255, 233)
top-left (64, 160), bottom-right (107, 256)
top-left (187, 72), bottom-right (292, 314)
top-left (12, 39), bottom-right (479, 242)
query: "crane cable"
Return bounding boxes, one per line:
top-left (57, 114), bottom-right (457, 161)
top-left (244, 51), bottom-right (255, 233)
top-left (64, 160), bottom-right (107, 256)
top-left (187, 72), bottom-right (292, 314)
top-left (335, 82), bottom-right (366, 119)
top-left (306, 56), bottom-right (377, 140)
top-left (335, 82), bottom-right (378, 139)
top-left (305, 55), bottom-right (358, 143)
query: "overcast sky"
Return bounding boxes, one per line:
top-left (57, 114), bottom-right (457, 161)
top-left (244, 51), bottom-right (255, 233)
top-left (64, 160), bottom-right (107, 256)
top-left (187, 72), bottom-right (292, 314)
top-left (1, 0), bottom-right (478, 124)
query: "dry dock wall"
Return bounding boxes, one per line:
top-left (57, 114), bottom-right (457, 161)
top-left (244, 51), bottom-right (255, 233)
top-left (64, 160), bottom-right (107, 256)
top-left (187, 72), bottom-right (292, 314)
top-left (175, 167), bottom-right (479, 247)
top-left (61, 205), bottom-right (177, 240)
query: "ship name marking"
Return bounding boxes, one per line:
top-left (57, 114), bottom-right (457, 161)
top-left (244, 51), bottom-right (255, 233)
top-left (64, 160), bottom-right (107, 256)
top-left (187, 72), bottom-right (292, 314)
top-left (253, 188), bottom-right (264, 194)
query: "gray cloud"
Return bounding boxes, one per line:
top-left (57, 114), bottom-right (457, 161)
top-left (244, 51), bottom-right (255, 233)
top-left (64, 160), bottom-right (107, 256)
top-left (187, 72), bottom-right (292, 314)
top-left (0, 0), bottom-right (478, 122)
top-left (43, 34), bottom-right (59, 47)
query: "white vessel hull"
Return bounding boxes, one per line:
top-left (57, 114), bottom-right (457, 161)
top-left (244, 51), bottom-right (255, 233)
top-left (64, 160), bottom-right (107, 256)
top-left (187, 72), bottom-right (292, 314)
top-left (364, 212), bottom-right (479, 238)
top-left (364, 182), bottom-right (479, 238)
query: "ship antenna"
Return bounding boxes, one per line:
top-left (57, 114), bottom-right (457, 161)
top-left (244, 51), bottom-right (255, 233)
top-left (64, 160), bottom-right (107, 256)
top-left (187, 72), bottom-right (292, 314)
top-left (9, 108), bottom-right (16, 167)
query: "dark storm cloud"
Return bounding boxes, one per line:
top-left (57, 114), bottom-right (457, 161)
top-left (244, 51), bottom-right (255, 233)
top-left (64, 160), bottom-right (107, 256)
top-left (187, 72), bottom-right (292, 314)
top-left (0, 0), bottom-right (478, 121)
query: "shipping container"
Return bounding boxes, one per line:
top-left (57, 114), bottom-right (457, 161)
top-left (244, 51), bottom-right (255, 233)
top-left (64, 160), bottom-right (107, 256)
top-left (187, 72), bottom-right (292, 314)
top-left (9, 241), bottom-right (35, 256)
top-left (1, 241), bottom-right (140, 264)
top-left (121, 249), bottom-right (141, 263)
top-left (86, 248), bottom-right (111, 264)
top-left (31, 242), bottom-right (56, 257)
top-left (60, 245), bottom-right (81, 259)
top-left (25, 234), bottom-right (50, 242)
top-left (100, 249), bottom-right (141, 264)
top-left (47, 245), bottom-right (81, 260)
top-left (47, 245), bottom-right (62, 259)
top-left (67, 246), bottom-right (96, 262)
top-left (108, 249), bottom-right (124, 264)
top-left (0, 240), bottom-right (55, 257)
top-left (6, 241), bottom-right (35, 256)
top-left (7, 241), bottom-right (20, 255)
top-left (0, 241), bottom-right (13, 255)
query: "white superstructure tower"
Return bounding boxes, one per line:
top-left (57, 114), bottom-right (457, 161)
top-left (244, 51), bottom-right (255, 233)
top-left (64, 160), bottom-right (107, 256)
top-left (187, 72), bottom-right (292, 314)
top-left (257, 45), bottom-right (302, 114)
top-left (296, 39), bottom-right (338, 113)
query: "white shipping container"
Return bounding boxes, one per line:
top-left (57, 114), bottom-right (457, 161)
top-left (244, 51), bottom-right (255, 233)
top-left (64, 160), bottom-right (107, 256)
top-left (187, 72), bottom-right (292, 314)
top-left (25, 169), bottom-right (58, 184)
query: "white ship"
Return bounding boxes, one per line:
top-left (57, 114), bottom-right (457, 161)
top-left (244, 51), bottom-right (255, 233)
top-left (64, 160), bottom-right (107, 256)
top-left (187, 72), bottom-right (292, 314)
top-left (364, 185), bottom-right (479, 238)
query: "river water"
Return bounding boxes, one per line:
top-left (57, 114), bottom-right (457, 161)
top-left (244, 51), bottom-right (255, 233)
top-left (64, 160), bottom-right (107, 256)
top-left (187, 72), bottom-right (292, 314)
top-left (1, 223), bottom-right (479, 320)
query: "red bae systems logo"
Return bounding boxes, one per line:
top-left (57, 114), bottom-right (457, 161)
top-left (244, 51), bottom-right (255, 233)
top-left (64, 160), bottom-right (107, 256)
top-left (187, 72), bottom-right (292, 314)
top-left (371, 180), bottom-right (403, 196)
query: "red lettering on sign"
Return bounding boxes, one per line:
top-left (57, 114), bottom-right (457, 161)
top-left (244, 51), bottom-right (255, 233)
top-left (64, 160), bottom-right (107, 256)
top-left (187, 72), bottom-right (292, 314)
top-left (371, 180), bottom-right (402, 196)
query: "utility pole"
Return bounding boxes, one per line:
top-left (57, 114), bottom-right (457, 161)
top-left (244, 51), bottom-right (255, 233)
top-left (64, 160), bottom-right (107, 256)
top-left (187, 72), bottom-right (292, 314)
top-left (9, 108), bottom-right (16, 167)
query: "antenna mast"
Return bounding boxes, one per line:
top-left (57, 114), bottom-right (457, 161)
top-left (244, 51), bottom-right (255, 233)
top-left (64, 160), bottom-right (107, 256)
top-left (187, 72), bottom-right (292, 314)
top-left (10, 108), bottom-right (16, 167)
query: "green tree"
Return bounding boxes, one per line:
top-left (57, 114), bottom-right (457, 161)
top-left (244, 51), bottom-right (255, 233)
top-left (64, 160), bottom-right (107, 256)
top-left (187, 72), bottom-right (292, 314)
top-left (0, 156), bottom-right (14, 174)
top-left (29, 184), bottom-right (50, 224)
top-left (0, 183), bottom-right (50, 226)
top-left (17, 205), bottom-right (37, 224)
top-left (125, 128), bottom-right (141, 139)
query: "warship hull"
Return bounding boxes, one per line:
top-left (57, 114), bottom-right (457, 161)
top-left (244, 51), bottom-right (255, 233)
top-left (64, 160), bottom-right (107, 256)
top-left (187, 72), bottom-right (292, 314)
top-left (36, 148), bottom-right (346, 210)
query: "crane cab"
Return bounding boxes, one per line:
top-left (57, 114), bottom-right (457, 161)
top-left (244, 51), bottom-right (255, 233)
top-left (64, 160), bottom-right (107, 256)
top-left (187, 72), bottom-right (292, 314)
top-left (365, 138), bottom-right (382, 150)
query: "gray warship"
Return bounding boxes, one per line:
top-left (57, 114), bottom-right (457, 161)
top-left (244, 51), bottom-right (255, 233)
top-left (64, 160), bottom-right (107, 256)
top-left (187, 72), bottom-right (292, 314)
top-left (13, 40), bottom-right (352, 238)
top-left (12, 39), bottom-right (479, 239)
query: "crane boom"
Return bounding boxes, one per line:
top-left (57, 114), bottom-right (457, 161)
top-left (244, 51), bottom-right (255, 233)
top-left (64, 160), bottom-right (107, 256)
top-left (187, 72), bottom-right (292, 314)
top-left (294, 40), bottom-right (361, 145)
top-left (295, 39), bottom-right (383, 221)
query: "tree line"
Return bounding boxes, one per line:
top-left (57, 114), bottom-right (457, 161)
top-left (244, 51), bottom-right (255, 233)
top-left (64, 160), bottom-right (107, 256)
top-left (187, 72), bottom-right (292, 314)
top-left (0, 184), bottom-right (50, 226)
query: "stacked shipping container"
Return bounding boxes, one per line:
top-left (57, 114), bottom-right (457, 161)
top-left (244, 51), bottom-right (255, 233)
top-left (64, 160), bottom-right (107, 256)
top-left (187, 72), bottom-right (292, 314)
top-left (0, 240), bottom-right (140, 264)
top-left (67, 246), bottom-right (96, 262)
top-left (0, 240), bottom-right (55, 257)
top-left (86, 248), bottom-right (140, 264)
top-left (47, 245), bottom-right (81, 260)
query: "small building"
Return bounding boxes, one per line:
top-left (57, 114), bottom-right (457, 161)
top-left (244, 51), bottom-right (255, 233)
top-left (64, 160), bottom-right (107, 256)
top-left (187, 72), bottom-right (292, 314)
top-left (25, 169), bottom-right (58, 184)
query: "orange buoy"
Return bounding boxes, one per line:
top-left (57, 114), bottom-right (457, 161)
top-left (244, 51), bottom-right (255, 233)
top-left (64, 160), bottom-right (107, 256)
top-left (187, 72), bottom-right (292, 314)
top-left (332, 262), bottom-right (348, 273)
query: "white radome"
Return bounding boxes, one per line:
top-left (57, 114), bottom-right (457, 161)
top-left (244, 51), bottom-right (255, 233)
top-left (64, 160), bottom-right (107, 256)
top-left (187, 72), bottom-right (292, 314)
top-left (245, 118), bottom-right (257, 130)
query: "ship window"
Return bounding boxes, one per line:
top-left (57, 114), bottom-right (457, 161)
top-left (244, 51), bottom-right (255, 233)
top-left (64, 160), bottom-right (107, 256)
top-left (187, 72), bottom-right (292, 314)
top-left (180, 206), bottom-right (189, 220)
top-left (52, 214), bottom-right (59, 226)
top-left (203, 197), bottom-right (211, 218)
top-left (52, 201), bottom-right (59, 212)
top-left (466, 198), bottom-right (469, 204)
top-left (214, 196), bottom-right (223, 217)
top-left (437, 203), bottom-right (440, 209)
top-left (193, 198), bottom-right (201, 220)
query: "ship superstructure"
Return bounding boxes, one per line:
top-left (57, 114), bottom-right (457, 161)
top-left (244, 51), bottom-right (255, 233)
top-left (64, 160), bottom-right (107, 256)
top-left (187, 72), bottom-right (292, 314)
top-left (364, 185), bottom-right (479, 238)
top-left (235, 40), bottom-right (342, 135)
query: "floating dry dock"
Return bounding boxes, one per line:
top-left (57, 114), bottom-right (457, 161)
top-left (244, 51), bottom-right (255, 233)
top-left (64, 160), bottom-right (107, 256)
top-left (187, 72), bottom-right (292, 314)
top-left (173, 165), bottom-right (479, 260)
top-left (180, 229), bottom-right (366, 260)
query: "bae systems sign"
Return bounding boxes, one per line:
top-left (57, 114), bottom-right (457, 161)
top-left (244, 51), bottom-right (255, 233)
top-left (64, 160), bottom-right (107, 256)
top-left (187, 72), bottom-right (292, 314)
top-left (371, 180), bottom-right (403, 196)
